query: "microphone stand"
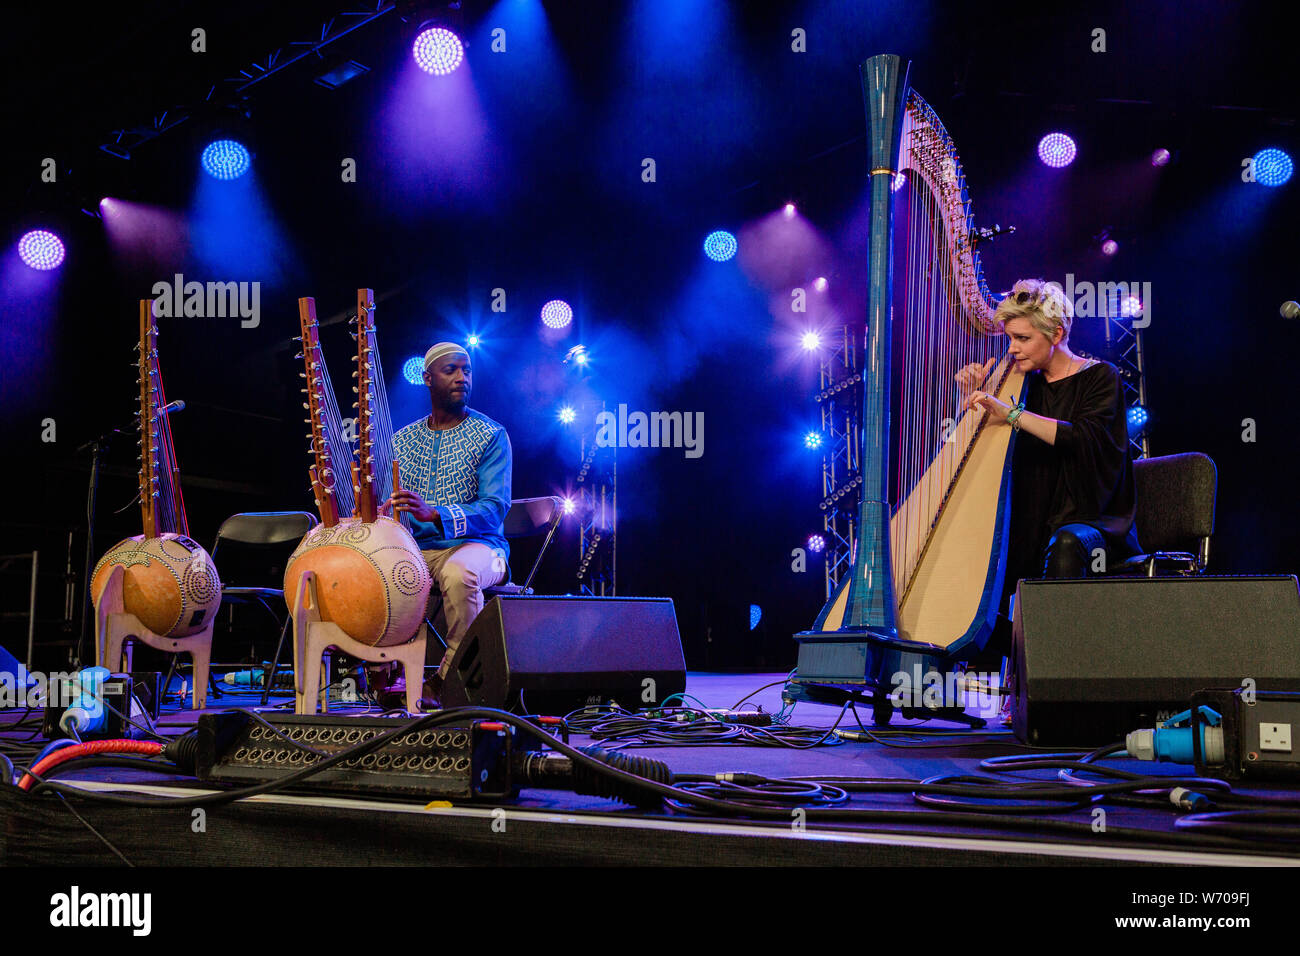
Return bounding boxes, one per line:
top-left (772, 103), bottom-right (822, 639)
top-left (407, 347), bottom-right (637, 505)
top-left (75, 423), bottom-right (131, 668)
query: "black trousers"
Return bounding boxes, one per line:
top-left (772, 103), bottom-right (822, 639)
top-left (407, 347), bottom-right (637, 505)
top-left (977, 523), bottom-right (1112, 666)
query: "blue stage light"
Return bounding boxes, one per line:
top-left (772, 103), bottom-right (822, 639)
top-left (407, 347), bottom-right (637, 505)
top-left (403, 357), bottom-right (425, 384)
top-left (703, 230), bottom-right (737, 262)
top-left (1127, 405), bottom-right (1149, 437)
top-left (201, 139), bottom-right (251, 180)
top-left (1037, 133), bottom-right (1077, 168)
top-left (413, 26), bottom-right (464, 75)
top-left (801, 331), bottom-right (821, 351)
top-left (1253, 148), bottom-right (1293, 187)
top-left (749, 605), bottom-right (762, 630)
top-left (467, 334), bottom-right (481, 348)
top-left (541, 299), bottom-right (573, 329)
top-left (804, 431), bottom-right (823, 449)
top-left (17, 229), bottom-right (65, 270)
top-left (558, 405), bottom-right (576, 424)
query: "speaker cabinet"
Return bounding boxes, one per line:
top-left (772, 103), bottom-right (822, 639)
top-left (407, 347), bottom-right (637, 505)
top-left (1011, 576), bottom-right (1300, 746)
top-left (440, 595), bottom-right (686, 714)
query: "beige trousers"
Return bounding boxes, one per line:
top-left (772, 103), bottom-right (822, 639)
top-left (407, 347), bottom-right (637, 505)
top-left (423, 542), bottom-right (506, 677)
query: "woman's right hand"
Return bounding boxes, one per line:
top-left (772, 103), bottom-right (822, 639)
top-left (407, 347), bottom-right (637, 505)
top-left (955, 357), bottom-right (997, 397)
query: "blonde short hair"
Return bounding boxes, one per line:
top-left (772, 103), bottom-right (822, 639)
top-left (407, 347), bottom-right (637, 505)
top-left (993, 278), bottom-right (1073, 343)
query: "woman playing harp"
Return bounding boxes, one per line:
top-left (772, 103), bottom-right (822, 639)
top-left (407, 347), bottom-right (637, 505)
top-left (958, 278), bottom-right (1141, 661)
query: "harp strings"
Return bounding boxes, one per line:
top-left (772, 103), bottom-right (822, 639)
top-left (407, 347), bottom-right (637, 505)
top-left (316, 342), bottom-right (356, 519)
top-left (891, 123), bottom-right (1003, 595)
top-left (366, 326), bottom-right (395, 507)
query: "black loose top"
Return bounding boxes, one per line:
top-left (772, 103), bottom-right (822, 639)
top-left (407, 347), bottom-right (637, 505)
top-left (1005, 359), bottom-right (1141, 583)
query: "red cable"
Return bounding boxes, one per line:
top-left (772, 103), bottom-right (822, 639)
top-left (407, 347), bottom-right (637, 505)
top-left (18, 740), bottom-right (165, 792)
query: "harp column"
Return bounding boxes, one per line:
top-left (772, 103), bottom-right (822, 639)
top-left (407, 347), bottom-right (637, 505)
top-left (837, 53), bottom-right (911, 635)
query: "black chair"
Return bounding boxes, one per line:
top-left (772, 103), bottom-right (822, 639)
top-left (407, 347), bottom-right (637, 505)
top-left (201, 511), bottom-right (318, 704)
top-left (426, 496), bottom-right (565, 640)
top-left (1106, 452), bottom-right (1217, 577)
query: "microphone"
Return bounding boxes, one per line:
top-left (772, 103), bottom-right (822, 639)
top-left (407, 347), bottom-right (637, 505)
top-left (158, 400), bottom-right (186, 415)
top-left (1281, 301), bottom-right (1300, 320)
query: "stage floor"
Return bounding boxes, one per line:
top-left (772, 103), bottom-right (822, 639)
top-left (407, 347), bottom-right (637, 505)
top-left (2, 672), bottom-right (1298, 867)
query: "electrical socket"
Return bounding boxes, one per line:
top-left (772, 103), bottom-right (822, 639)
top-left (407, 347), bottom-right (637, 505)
top-left (1260, 722), bottom-right (1293, 753)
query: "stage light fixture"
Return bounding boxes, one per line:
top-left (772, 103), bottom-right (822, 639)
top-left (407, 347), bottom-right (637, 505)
top-left (783, 203), bottom-right (796, 218)
top-left (17, 229), bottom-right (66, 270)
top-left (1037, 132), bottom-right (1077, 168)
top-left (749, 605), bottom-right (762, 630)
top-left (1120, 295), bottom-right (1143, 319)
top-left (892, 171), bottom-right (907, 192)
top-left (558, 406), bottom-right (576, 424)
top-left (801, 331), bottom-right (821, 351)
top-left (1151, 148), bottom-right (1171, 167)
top-left (1101, 238), bottom-right (1118, 256)
top-left (807, 534), bottom-right (826, 553)
top-left (201, 139), bottom-right (251, 180)
top-left (804, 431), bottom-right (823, 450)
top-left (563, 344), bottom-right (589, 367)
top-left (403, 357), bottom-right (425, 384)
top-left (541, 299), bottom-right (573, 329)
top-left (413, 25), bottom-right (464, 75)
top-left (813, 277), bottom-right (828, 291)
top-left (315, 59), bottom-right (370, 90)
top-left (1127, 405), bottom-right (1150, 438)
top-left (562, 498), bottom-right (575, 515)
top-left (467, 334), bottom-right (480, 348)
top-left (703, 230), bottom-right (737, 262)
top-left (1252, 148), bottom-right (1293, 187)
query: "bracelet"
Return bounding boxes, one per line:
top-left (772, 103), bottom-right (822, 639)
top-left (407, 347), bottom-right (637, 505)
top-left (1006, 402), bottom-right (1026, 428)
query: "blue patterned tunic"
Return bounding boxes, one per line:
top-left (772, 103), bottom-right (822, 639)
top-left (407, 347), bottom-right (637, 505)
top-left (391, 409), bottom-right (512, 556)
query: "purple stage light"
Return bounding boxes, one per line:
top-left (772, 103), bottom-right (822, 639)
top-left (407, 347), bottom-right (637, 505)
top-left (18, 230), bottom-right (65, 270)
top-left (1120, 295), bottom-right (1143, 318)
top-left (813, 276), bottom-right (828, 291)
top-left (1101, 238), bottom-right (1119, 256)
top-left (562, 498), bottom-right (575, 515)
top-left (807, 534), bottom-right (825, 553)
top-left (1151, 148), bottom-right (1171, 167)
top-left (892, 171), bottom-right (907, 192)
top-left (801, 331), bottom-right (821, 351)
top-left (541, 299), bottom-right (573, 329)
top-left (1037, 133), bottom-right (1077, 168)
top-left (783, 203), bottom-right (796, 218)
top-left (201, 139), bottom-right (251, 180)
top-left (412, 26), bottom-right (464, 75)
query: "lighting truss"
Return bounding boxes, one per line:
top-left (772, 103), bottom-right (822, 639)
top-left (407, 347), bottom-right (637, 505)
top-left (814, 326), bottom-right (860, 598)
top-left (98, 3), bottom-right (396, 159)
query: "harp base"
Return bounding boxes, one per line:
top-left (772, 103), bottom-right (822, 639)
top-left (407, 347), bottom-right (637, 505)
top-left (788, 627), bottom-right (987, 727)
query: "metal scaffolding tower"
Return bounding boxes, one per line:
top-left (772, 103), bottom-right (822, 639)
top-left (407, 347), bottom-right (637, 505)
top-left (1090, 292), bottom-right (1152, 459)
top-left (575, 406), bottom-right (617, 596)
top-left (814, 326), bottom-right (862, 599)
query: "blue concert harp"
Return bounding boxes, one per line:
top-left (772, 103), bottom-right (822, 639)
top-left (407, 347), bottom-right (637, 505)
top-left (788, 55), bottom-right (1024, 720)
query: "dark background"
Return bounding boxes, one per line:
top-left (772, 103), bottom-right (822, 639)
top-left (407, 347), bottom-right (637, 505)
top-left (1, 0), bottom-right (1295, 673)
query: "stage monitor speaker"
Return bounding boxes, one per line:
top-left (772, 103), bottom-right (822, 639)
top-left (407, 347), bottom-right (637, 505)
top-left (440, 595), bottom-right (686, 714)
top-left (1012, 575), bottom-right (1300, 746)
